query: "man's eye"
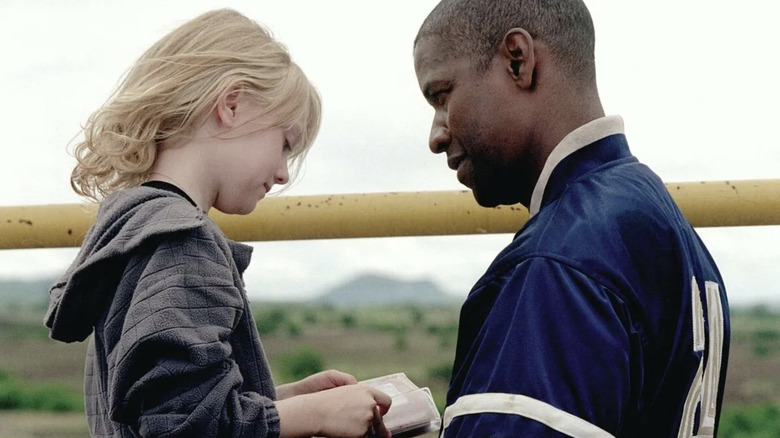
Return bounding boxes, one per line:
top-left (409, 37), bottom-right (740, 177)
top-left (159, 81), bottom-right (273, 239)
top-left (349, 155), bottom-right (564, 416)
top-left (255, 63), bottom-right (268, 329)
top-left (429, 89), bottom-right (449, 106)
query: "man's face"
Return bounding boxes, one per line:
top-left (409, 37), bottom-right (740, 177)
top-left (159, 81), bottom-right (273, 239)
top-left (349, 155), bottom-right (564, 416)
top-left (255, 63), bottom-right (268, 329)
top-left (414, 36), bottom-right (536, 207)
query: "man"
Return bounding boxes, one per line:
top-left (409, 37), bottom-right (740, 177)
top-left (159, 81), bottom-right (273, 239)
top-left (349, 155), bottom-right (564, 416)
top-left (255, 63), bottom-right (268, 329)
top-left (413, 1), bottom-right (730, 437)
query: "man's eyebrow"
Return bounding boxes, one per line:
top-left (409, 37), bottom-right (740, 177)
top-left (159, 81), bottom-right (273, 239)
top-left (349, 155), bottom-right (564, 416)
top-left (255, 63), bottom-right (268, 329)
top-left (422, 80), bottom-right (449, 100)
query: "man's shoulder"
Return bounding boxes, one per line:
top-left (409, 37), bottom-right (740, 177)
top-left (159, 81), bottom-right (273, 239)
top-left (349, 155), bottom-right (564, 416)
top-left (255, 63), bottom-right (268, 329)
top-left (538, 163), bottom-right (682, 246)
top-left (479, 166), bottom-right (686, 290)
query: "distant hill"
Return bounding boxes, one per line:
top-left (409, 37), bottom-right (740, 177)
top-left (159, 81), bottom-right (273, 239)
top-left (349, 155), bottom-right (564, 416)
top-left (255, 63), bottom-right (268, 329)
top-left (314, 272), bottom-right (458, 307)
top-left (0, 273), bottom-right (458, 309)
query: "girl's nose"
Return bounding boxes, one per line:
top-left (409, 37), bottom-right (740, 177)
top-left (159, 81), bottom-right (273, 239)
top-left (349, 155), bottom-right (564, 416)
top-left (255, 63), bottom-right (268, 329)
top-left (275, 160), bottom-right (290, 185)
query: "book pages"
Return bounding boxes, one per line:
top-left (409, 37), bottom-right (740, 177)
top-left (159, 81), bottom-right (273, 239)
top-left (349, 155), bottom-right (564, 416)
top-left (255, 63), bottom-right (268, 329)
top-left (361, 373), bottom-right (441, 437)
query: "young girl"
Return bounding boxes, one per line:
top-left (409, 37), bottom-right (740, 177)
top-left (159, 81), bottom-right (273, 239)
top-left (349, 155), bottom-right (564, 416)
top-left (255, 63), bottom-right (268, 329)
top-left (44, 9), bottom-right (391, 438)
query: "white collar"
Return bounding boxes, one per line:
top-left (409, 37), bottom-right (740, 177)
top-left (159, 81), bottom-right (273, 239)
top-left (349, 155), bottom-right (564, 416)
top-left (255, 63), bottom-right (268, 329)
top-left (528, 115), bottom-right (625, 217)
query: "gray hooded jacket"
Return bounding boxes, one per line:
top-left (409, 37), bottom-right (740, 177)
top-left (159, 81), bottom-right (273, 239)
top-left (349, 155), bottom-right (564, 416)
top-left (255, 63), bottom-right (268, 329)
top-left (45, 187), bottom-right (280, 438)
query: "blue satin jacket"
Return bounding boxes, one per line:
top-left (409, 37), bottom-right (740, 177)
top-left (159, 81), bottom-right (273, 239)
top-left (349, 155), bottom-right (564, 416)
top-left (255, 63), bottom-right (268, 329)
top-left (443, 117), bottom-right (730, 438)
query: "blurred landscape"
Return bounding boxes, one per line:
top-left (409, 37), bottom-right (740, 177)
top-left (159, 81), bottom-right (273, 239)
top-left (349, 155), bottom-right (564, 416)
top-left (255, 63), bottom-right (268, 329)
top-left (1, 275), bottom-right (778, 437)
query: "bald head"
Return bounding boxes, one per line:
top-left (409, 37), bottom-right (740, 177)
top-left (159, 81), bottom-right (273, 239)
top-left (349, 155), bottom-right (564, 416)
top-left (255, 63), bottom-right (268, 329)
top-left (415, 0), bottom-right (597, 85)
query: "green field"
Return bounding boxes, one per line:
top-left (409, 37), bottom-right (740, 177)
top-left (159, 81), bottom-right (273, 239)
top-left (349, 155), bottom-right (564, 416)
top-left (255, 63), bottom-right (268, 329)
top-left (0, 303), bottom-right (778, 437)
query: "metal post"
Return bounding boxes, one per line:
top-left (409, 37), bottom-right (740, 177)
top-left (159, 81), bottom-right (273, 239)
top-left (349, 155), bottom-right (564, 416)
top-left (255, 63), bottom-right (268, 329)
top-left (1, 179), bottom-right (779, 250)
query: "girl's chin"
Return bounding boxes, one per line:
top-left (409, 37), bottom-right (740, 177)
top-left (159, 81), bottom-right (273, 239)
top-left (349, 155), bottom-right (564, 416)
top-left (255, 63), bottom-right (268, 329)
top-left (214, 201), bottom-right (259, 216)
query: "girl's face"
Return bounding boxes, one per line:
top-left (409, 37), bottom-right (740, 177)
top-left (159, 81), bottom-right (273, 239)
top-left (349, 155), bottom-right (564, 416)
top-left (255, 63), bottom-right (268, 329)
top-left (209, 110), bottom-right (293, 215)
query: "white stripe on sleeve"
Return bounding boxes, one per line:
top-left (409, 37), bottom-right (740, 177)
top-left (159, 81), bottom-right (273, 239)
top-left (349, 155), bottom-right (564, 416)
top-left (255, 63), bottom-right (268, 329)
top-left (442, 393), bottom-right (615, 438)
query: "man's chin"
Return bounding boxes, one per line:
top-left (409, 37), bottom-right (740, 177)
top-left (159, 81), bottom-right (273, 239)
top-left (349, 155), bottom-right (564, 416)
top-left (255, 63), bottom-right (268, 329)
top-left (471, 186), bottom-right (525, 209)
top-left (471, 189), bottom-right (501, 208)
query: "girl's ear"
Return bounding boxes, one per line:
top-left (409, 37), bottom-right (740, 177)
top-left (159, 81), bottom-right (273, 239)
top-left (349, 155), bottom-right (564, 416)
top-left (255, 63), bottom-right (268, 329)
top-left (215, 86), bottom-right (242, 128)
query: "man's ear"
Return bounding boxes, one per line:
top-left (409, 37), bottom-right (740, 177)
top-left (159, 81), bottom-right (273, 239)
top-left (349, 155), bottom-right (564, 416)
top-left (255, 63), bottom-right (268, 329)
top-left (215, 85), bottom-right (242, 128)
top-left (500, 28), bottom-right (535, 89)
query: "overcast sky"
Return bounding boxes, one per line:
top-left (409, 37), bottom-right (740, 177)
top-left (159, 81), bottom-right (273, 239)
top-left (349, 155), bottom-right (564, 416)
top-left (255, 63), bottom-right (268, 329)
top-left (1, 0), bottom-right (779, 306)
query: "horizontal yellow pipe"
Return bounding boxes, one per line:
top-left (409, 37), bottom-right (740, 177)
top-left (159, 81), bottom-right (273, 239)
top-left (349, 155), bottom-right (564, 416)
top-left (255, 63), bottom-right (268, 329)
top-left (1, 179), bottom-right (780, 250)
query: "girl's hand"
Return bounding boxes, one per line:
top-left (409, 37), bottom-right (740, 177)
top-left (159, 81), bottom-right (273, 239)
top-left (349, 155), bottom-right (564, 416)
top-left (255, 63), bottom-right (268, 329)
top-left (277, 384), bottom-right (392, 438)
top-left (313, 385), bottom-right (392, 438)
top-left (276, 369), bottom-right (358, 400)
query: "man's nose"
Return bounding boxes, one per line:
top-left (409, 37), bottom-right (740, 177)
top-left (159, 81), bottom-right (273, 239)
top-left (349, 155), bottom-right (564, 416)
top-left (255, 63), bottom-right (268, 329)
top-left (429, 117), bottom-right (450, 154)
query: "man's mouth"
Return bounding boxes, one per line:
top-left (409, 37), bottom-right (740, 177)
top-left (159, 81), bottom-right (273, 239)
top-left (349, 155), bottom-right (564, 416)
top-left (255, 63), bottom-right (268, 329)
top-left (447, 154), bottom-right (464, 171)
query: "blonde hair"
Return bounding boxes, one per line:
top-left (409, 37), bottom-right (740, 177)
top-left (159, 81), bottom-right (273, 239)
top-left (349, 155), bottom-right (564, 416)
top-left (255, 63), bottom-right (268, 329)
top-left (71, 8), bottom-right (322, 201)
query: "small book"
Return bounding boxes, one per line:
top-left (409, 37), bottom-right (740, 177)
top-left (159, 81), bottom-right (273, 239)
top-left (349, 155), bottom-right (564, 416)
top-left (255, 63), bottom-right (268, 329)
top-left (361, 373), bottom-right (441, 437)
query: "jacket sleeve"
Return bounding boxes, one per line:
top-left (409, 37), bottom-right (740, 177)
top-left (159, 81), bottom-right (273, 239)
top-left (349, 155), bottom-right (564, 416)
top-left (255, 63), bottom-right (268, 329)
top-left (444, 257), bottom-right (638, 438)
top-left (106, 227), bottom-right (280, 438)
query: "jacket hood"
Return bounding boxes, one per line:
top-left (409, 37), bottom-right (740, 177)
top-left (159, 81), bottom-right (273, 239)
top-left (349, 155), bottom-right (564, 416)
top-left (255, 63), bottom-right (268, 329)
top-left (44, 187), bottom-right (252, 342)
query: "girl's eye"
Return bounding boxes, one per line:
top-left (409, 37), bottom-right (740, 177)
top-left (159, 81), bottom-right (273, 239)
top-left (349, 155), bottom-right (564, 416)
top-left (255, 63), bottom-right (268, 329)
top-left (283, 139), bottom-right (292, 153)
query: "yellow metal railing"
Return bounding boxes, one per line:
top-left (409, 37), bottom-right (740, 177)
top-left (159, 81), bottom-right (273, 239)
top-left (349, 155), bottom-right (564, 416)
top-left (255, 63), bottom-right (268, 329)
top-left (2, 179), bottom-right (780, 250)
